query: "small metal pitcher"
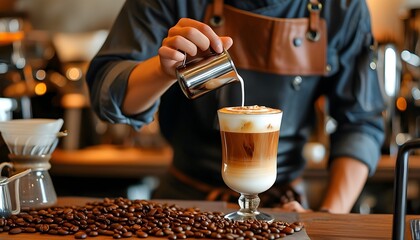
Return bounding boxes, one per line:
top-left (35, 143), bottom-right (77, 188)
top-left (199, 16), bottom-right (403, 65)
top-left (0, 162), bottom-right (31, 218)
top-left (176, 49), bottom-right (240, 99)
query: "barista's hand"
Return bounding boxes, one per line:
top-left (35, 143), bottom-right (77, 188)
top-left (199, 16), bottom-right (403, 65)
top-left (280, 201), bottom-right (313, 213)
top-left (158, 18), bottom-right (233, 78)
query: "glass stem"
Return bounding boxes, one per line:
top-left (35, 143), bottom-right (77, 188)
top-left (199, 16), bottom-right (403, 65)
top-left (238, 194), bottom-right (260, 216)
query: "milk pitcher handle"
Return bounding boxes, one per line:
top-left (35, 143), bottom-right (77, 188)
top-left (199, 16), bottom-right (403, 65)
top-left (0, 162), bottom-right (13, 172)
top-left (8, 168), bottom-right (31, 215)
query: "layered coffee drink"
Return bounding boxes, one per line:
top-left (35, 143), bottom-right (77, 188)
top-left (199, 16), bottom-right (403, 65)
top-left (217, 105), bottom-right (282, 195)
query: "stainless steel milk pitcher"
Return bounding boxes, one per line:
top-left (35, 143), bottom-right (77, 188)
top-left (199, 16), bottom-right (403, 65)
top-left (0, 162), bottom-right (31, 218)
top-left (176, 49), bottom-right (240, 99)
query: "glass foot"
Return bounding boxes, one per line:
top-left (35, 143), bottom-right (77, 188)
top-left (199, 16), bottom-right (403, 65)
top-left (224, 210), bottom-right (274, 223)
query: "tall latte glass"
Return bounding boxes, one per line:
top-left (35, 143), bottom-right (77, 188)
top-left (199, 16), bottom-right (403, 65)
top-left (218, 106), bottom-right (282, 222)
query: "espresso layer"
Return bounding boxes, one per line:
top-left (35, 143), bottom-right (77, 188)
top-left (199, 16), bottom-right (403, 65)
top-left (220, 131), bottom-right (278, 194)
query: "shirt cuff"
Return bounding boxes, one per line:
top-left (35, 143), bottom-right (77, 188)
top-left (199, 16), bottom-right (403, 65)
top-left (329, 132), bottom-right (381, 176)
top-left (98, 60), bottom-right (159, 130)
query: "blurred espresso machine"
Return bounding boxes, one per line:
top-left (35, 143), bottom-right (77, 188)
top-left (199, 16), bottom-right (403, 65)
top-left (396, 4), bottom-right (420, 153)
top-left (0, 13), bottom-right (31, 120)
top-left (0, 13), bottom-right (66, 121)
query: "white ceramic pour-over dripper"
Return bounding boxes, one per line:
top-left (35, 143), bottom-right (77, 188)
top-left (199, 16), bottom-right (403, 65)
top-left (0, 118), bottom-right (63, 134)
top-left (0, 118), bottom-right (65, 156)
top-left (1, 133), bottom-right (62, 156)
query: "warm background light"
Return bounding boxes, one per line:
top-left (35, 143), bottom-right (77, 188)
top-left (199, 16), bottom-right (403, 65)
top-left (396, 96), bottom-right (407, 111)
top-left (34, 82), bottom-right (47, 95)
top-left (366, 0), bottom-right (406, 46)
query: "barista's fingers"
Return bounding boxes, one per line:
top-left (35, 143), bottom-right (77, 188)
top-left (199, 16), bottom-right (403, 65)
top-left (158, 46), bottom-right (185, 62)
top-left (162, 35), bottom-right (197, 57)
top-left (167, 27), bottom-right (210, 54)
top-left (220, 36), bottom-right (233, 50)
top-left (281, 201), bottom-right (310, 213)
top-left (174, 18), bottom-right (223, 53)
top-left (158, 46), bottom-right (185, 78)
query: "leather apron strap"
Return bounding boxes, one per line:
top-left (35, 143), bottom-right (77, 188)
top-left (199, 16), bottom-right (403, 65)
top-left (308, 0), bottom-right (323, 41)
top-left (204, 0), bottom-right (328, 76)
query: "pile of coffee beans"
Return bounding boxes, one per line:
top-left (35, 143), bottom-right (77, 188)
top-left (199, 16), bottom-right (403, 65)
top-left (0, 197), bottom-right (304, 239)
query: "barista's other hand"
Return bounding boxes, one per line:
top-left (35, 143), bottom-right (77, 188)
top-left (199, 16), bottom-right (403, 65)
top-left (280, 201), bottom-right (313, 213)
top-left (158, 18), bottom-right (233, 78)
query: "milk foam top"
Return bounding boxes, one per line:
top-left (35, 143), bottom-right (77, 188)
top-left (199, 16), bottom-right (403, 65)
top-left (218, 105), bottom-right (282, 133)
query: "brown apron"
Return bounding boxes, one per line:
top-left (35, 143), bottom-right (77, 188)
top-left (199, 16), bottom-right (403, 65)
top-left (203, 0), bottom-right (328, 76)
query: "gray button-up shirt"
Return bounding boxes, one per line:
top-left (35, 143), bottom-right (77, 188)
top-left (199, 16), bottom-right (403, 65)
top-left (86, 0), bottom-right (385, 186)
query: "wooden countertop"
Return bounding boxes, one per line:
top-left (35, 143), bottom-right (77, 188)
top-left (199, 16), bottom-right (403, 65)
top-left (0, 197), bottom-right (418, 239)
top-left (50, 145), bottom-right (173, 178)
top-left (305, 154), bottom-right (420, 181)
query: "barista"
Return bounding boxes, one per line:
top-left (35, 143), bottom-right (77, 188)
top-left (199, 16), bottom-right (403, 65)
top-left (86, 0), bottom-right (385, 213)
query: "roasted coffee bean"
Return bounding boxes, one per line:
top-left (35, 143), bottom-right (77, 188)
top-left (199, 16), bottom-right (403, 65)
top-left (103, 229), bottom-right (115, 236)
top-left (54, 217), bottom-right (64, 223)
top-left (110, 223), bottom-right (123, 230)
top-left (200, 229), bottom-right (212, 236)
top-left (210, 232), bottom-right (222, 238)
top-left (74, 231), bottom-right (87, 239)
top-left (77, 212), bottom-right (87, 220)
top-left (15, 218), bottom-right (26, 226)
top-left (167, 234), bottom-right (177, 240)
top-left (282, 226), bottom-right (294, 235)
top-left (148, 208), bottom-right (158, 216)
top-left (234, 228), bottom-right (244, 235)
top-left (194, 231), bottom-right (204, 238)
top-left (58, 229), bottom-right (70, 235)
top-left (244, 230), bottom-right (254, 237)
top-left (64, 208), bottom-right (73, 214)
top-left (163, 229), bottom-right (174, 235)
top-left (289, 223), bottom-right (303, 232)
top-left (88, 230), bottom-right (99, 236)
top-left (8, 227), bottom-right (22, 234)
top-left (136, 230), bottom-right (148, 238)
top-left (24, 227), bottom-right (36, 233)
top-left (155, 229), bottom-right (165, 236)
top-left (293, 221), bottom-right (304, 227)
top-left (185, 230), bottom-right (195, 237)
top-left (172, 226), bottom-right (183, 233)
top-left (37, 223), bottom-right (50, 233)
top-left (176, 233), bottom-right (187, 239)
top-left (63, 222), bottom-right (73, 228)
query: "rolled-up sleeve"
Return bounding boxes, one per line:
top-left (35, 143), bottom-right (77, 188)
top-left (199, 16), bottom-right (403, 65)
top-left (85, 0), bottom-right (172, 130)
top-left (88, 59), bottom-right (159, 130)
top-left (325, 1), bottom-right (386, 175)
